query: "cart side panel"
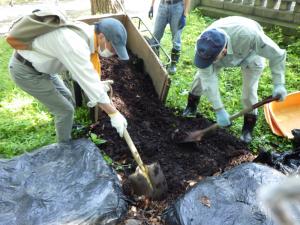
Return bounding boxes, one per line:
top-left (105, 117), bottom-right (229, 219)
top-left (124, 15), bottom-right (170, 103)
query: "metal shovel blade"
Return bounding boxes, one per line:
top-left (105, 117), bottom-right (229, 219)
top-left (174, 123), bottom-right (219, 144)
top-left (124, 129), bottom-right (168, 200)
top-left (178, 130), bottom-right (207, 143)
top-left (128, 162), bottom-right (168, 200)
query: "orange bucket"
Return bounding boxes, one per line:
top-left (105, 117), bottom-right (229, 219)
top-left (264, 91), bottom-right (300, 139)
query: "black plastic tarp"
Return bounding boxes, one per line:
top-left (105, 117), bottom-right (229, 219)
top-left (163, 163), bottom-right (285, 225)
top-left (254, 148), bottom-right (300, 175)
top-left (0, 139), bottom-right (127, 225)
top-left (292, 129), bottom-right (300, 148)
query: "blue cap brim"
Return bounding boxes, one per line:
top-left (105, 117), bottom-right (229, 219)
top-left (194, 50), bottom-right (214, 69)
top-left (113, 43), bottom-right (129, 61)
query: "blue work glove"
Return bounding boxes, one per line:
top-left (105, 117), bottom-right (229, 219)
top-left (216, 108), bottom-right (231, 127)
top-left (148, 6), bottom-right (153, 19)
top-left (272, 84), bottom-right (287, 101)
top-left (178, 14), bottom-right (186, 30)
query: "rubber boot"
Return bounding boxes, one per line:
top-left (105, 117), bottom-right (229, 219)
top-left (168, 48), bottom-right (180, 75)
top-left (240, 114), bottom-right (257, 143)
top-left (182, 93), bottom-right (200, 117)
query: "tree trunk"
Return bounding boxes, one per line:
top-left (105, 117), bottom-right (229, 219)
top-left (90, 0), bottom-right (124, 15)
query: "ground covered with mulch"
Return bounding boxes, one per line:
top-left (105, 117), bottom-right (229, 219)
top-left (90, 54), bottom-right (256, 225)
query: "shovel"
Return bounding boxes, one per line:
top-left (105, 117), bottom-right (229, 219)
top-left (124, 129), bottom-right (168, 200)
top-left (96, 83), bottom-right (168, 200)
top-left (178, 96), bottom-right (279, 144)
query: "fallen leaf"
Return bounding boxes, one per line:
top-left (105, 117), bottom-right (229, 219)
top-left (200, 196), bottom-right (211, 208)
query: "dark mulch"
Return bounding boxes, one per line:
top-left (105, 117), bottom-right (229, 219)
top-left (90, 54), bottom-right (255, 224)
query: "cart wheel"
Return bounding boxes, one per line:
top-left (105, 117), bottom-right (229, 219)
top-left (73, 81), bottom-right (83, 107)
top-left (89, 107), bottom-right (97, 123)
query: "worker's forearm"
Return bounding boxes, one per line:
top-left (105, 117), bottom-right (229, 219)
top-left (270, 51), bottom-right (286, 86)
top-left (151, 0), bottom-right (156, 7)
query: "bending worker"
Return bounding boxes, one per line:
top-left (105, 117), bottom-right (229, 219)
top-left (182, 16), bottom-right (287, 143)
top-left (8, 17), bottom-right (129, 143)
top-left (148, 0), bottom-right (190, 74)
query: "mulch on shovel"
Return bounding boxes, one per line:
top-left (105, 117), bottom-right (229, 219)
top-left (90, 54), bottom-right (255, 225)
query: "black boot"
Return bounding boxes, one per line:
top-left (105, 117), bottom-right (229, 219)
top-left (240, 114), bottom-right (257, 143)
top-left (182, 93), bottom-right (200, 117)
top-left (168, 48), bottom-right (180, 75)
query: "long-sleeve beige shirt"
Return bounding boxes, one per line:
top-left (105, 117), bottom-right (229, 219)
top-left (18, 21), bottom-right (110, 107)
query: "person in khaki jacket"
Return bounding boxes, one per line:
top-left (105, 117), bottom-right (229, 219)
top-left (182, 16), bottom-right (287, 143)
top-left (8, 17), bottom-right (129, 143)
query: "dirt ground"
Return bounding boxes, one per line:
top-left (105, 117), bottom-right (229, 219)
top-left (90, 54), bottom-right (256, 225)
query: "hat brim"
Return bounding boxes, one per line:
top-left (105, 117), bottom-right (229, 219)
top-left (112, 43), bottom-right (129, 61)
top-left (194, 51), bottom-right (214, 69)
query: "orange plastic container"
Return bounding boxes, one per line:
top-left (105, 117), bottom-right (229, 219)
top-left (264, 103), bottom-right (283, 136)
top-left (264, 91), bottom-right (300, 139)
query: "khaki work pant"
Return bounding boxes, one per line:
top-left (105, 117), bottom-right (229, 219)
top-left (9, 56), bottom-right (74, 143)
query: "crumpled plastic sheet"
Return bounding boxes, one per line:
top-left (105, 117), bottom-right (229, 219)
top-left (0, 138), bottom-right (127, 225)
top-left (292, 129), bottom-right (300, 148)
top-left (254, 148), bottom-right (300, 175)
top-left (163, 163), bottom-right (285, 225)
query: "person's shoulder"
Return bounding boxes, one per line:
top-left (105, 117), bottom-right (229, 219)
top-left (69, 21), bottom-right (91, 31)
top-left (47, 22), bottom-right (90, 37)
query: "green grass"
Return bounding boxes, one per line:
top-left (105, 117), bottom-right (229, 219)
top-left (1, 9), bottom-right (299, 158)
top-left (0, 39), bottom-right (54, 157)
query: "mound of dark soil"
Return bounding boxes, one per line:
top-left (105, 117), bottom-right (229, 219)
top-left (90, 55), bottom-right (255, 224)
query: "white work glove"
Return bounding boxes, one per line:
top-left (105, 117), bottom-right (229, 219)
top-left (272, 84), bottom-right (287, 101)
top-left (109, 111), bottom-right (127, 137)
top-left (216, 108), bottom-right (231, 127)
top-left (100, 80), bottom-right (114, 92)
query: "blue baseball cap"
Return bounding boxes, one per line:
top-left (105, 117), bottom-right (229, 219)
top-left (194, 29), bottom-right (226, 68)
top-left (95, 18), bottom-right (129, 60)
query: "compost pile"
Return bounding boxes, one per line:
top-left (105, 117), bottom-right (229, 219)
top-left (91, 54), bottom-right (255, 224)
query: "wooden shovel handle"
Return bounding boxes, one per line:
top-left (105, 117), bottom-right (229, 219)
top-left (201, 96), bottom-right (279, 135)
top-left (230, 95), bottom-right (279, 121)
top-left (123, 129), bottom-right (147, 171)
top-left (123, 129), bottom-right (153, 189)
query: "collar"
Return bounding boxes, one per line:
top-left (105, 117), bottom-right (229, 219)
top-left (226, 35), bottom-right (233, 55)
top-left (214, 28), bottom-right (233, 55)
top-left (221, 29), bottom-right (232, 55)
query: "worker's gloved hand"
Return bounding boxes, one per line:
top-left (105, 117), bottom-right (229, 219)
top-left (100, 80), bottom-right (114, 92)
top-left (216, 108), bottom-right (231, 127)
top-left (109, 111), bottom-right (128, 137)
top-left (178, 14), bottom-right (186, 30)
top-left (272, 84), bottom-right (287, 101)
top-left (148, 6), bottom-right (153, 19)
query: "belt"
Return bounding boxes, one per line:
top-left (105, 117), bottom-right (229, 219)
top-left (14, 52), bottom-right (35, 69)
top-left (161, 0), bottom-right (182, 4)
